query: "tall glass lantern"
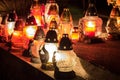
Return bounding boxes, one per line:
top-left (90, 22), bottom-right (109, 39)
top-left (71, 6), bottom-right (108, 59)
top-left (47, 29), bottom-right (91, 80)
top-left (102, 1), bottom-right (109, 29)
top-left (59, 8), bottom-right (73, 39)
top-left (79, 0), bottom-right (103, 39)
top-left (22, 15), bottom-right (37, 57)
top-left (106, 0), bottom-right (120, 40)
top-left (45, 0), bottom-right (60, 30)
top-left (53, 34), bottom-right (77, 80)
top-left (39, 29), bottom-right (58, 70)
top-left (11, 19), bottom-right (26, 49)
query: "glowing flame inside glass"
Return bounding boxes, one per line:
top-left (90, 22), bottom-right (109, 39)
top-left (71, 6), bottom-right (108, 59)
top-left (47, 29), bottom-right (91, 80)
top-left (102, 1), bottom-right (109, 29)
top-left (7, 22), bottom-right (15, 35)
top-left (44, 43), bottom-right (57, 62)
top-left (24, 25), bottom-right (37, 39)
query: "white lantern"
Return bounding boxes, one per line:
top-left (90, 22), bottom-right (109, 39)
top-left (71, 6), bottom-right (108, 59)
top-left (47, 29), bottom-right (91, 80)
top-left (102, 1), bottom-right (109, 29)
top-left (39, 29), bottom-right (58, 70)
top-left (53, 34), bottom-right (77, 79)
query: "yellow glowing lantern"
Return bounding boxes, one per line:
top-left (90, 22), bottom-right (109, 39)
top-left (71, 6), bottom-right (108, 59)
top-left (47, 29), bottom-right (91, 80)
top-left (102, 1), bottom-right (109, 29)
top-left (53, 34), bottom-right (77, 80)
top-left (39, 29), bottom-right (58, 70)
top-left (24, 25), bottom-right (37, 39)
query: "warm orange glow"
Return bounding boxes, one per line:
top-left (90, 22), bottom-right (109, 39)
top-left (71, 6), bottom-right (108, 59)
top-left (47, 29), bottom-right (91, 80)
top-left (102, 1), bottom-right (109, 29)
top-left (23, 25), bottom-right (37, 39)
top-left (12, 31), bottom-right (22, 37)
top-left (71, 27), bottom-right (79, 41)
top-left (85, 21), bottom-right (96, 37)
top-left (116, 0), bottom-right (120, 6)
top-left (11, 31), bottom-right (22, 43)
top-left (71, 32), bottom-right (79, 41)
top-left (11, 31), bottom-right (29, 49)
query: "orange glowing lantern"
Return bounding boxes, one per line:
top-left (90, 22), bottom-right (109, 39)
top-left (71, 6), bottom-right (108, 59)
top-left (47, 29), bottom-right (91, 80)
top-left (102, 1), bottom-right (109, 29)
top-left (11, 31), bottom-right (23, 48)
top-left (23, 15), bottom-right (37, 40)
top-left (11, 19), bottom-right (29, 49)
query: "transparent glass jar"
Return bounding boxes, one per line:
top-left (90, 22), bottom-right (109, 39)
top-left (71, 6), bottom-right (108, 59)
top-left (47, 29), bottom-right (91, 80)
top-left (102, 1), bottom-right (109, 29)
top-left (106, 5), bottom-right (120, 34)
top-left (79, 0), bottom-right (102, 38)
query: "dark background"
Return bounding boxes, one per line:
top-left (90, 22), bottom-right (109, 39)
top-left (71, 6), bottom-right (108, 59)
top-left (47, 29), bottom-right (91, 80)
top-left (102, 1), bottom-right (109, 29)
top-left (0, 0), bottom-right (112, 17)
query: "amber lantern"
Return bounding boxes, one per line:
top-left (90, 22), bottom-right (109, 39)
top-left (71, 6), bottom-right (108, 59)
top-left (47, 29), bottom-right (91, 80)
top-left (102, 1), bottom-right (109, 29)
top-left (59, 8), bottom-right (73, 39)
top-left (23, 15), bottom-right (37, 40)
top-left (39, 29), bottom-right (58, 70)
top-left (79, 0), bottom-right (102, 40)
top-left (53, 34), bottom-right (77, 80)
top-left (45, 0), bottom-right (60, 28)
top-left (22, 15), bottom-right (37, 57)
top-left (11, 19), bottom-right (29, 50)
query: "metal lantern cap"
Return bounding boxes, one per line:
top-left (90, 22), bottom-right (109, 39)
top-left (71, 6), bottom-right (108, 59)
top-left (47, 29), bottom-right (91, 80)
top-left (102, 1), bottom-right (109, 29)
top-left (85, 0), bottom-right (97, 16)
top-left (58, 34), bottom-right (73, 50)
top-left (26, 15), bottom-right (37, 26)
top-left (7, 10), bottom-right (17, 22)
top-left (45, 29), bottom-right (58, 43)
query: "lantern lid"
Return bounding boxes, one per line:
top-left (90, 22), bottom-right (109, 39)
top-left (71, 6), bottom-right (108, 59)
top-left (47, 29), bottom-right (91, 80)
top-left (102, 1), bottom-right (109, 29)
top-left (45, 29), bottom-right (58, 43)
top-left (59, 34), bottom-right (73, 50)
top-left (85, 0), bottom-right (97, 16)
top-left (25, 15), bottom-right (37, 25)
top-left (7, 10), bottom-right (17, 22)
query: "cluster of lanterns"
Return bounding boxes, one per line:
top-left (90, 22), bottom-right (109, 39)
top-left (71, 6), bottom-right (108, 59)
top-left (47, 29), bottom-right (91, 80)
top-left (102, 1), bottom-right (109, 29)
top-left (0, 0), bottom-right (120, 79)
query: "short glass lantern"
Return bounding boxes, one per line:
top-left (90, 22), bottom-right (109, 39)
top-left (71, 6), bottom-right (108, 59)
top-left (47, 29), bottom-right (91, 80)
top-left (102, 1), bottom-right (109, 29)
top-left (53, 34), bottom-right (77, 80)
top-left (39, 29), bottom-right (58, 70)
